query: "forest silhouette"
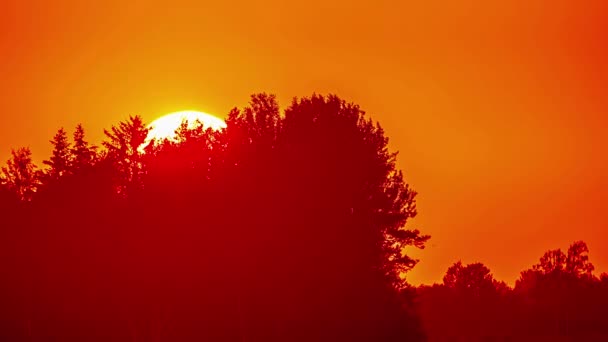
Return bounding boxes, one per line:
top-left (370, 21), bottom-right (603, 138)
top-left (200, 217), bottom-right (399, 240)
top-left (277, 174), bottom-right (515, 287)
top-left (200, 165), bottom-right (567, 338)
top-left (1, 93), bottom-right (607, 341)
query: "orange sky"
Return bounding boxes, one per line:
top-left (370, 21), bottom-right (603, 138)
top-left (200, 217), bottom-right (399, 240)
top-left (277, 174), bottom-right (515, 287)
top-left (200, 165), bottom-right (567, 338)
top-left (1, 0), bottom-right (607, 285)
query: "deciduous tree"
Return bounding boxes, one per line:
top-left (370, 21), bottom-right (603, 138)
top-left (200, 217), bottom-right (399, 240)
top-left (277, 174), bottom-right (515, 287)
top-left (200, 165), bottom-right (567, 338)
top-left (102, 116), bottom-right (149, 195)
top-left (1, 147), bottom-right (40, 201)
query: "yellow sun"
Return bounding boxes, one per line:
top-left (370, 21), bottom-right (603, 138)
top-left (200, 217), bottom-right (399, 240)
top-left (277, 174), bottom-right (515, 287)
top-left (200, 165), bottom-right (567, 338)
top-left (143, 110), bottom-right (226, 148)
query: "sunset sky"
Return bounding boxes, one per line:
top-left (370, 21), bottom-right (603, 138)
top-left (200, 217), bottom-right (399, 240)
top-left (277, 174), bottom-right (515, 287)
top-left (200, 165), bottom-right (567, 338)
top-left (1, 0), bottom-right (607, 285)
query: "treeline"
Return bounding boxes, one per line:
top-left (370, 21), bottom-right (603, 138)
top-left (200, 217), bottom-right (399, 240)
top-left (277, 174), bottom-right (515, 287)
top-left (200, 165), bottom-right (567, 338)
top-left (417, 241), bottom-right (608, 341)
top-left (0, 94), bottom-right (429, 341)
top-left (2, 93), bottom-right (606, 341)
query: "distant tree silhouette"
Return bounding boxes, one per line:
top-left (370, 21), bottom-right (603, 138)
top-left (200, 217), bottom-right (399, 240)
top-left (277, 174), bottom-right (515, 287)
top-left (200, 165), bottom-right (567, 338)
top-left (240, 92), bottom-right (281, 147)
top-left (1, 147), bottom-right (40, 201)
top-left (418, 261), bottom-right (513, 341)
top-left (71, 124), bottom-right (98, 171)
top-left (102, 115), bottom-right (149, 196)
top-left (42, 128), bottom-right (71, 180)
top-left (566, 240), bottom-right (595, 277)
top-left (511, 240), bottom-right (606, 339)
top-left (525, 241), bottom-right (595, 279)
top-left (443, 261), bottom-right (497, 293)
top-left (416, 241), bottom-right (608, 341)
top-left (533, 248), bottom-right (568, 274)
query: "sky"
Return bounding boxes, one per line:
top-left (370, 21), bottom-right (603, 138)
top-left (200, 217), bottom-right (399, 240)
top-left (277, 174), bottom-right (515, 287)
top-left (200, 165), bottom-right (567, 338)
top-left (1, 0), bottom-right (607, 285)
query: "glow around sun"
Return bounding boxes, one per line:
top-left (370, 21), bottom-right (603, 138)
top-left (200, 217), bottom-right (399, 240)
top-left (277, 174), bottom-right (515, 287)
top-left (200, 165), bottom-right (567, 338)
top-left (143, 110), bottom-right (227, 147)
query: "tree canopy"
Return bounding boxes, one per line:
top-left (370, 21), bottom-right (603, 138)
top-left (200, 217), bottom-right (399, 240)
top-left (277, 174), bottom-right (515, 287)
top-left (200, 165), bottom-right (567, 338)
top-left (3, 93), bottom-right (606, 341)
top-left (418, 242), bottom-right (608, 341)
top-left (1, 147), bottom-right (40, 201)
top-left (0, 94), bottom-right (428, 341)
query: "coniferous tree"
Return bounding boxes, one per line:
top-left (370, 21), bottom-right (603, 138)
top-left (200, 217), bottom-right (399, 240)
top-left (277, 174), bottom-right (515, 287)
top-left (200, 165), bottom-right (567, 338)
top-left (43, 128), bottom-right (71, 180)
top-left (71, 124), bottom-right (97, 172)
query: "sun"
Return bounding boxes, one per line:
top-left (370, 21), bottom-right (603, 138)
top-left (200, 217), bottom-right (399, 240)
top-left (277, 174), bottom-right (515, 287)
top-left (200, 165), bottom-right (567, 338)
top-left (143, 110), bottom-right (226, 148)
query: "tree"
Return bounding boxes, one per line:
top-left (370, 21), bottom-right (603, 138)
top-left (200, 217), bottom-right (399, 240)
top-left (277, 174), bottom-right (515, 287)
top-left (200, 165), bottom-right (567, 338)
top-left (43, 128), bottom-right (71, 180)
top-left (529, 241), bottom-right (594, 278)
top-left (222, 93), bottom-right (429, 341)
top-left (513, 241), bottom-right (603, 338)
top-left (102, 116), bottom-right (149, 195)
top-left (243, 92), bottom-right (281, 147)
top-left (280, 94), bottom-right (429, 288)
top-left (443, 261), bottom-right (494, 291)
top-left (533, 248), bottom-right (567, 274)
top-left (418, 262), bottom-right (513, 341)
top-left (566, 240), bottom-right (594, 277)
top-left (1, 147), bottom-right (40, 201)
top-left (71, 124), bottom-right (97, 171)
top-left (515, 269), bottom-right (541, 293)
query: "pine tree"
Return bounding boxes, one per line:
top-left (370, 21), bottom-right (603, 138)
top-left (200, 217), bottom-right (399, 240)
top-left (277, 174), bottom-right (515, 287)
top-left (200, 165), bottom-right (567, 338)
top-left (71, 124), bottom-right (98, 172)
top-left (43, 128), bottom-right (71, 179)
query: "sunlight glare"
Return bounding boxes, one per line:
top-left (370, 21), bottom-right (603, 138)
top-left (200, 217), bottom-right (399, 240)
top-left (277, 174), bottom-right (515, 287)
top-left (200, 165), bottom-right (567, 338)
top-left (142, 110), bottom-right (226, 150)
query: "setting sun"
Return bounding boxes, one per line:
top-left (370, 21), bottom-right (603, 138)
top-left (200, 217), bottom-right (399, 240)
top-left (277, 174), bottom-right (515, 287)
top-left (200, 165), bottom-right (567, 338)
top-left (144, 110), bottom-right (226, 147)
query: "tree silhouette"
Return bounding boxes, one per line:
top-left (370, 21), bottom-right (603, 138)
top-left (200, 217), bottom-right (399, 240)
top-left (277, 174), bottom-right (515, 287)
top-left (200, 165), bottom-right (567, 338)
top-left (279, 94), bottom-right (429, 287)
top-left (418, 261), bottom-right (513, 341)
top-left (43, 128), bottom-right (71, 180)
top-left (71, 124), bottom-right (98, 172)
top-left (1, 147), bottom-right (40, 201)
top-left (276, 94), bottom-right (427, 340)
top-left (241, 92), bottom-right (281, 147)
top-left (417, 244), bottom-right (608, 342)
top-left (3, 93), bottom-right (608, 341)
top-left (142, 93), bottom-right (428, 341)
top-left (533, 248), bottom-right (568, 274)
top-left (513, 241), bottom-right (605, 339)
top-left (102, 115), bottom-right (149, 195)
top-left (566, 240), bottom-right (595, 277)
top-left (526, 241), bottom-right (595, 279)
top-left (443, 261), bottom-right (498, 294)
